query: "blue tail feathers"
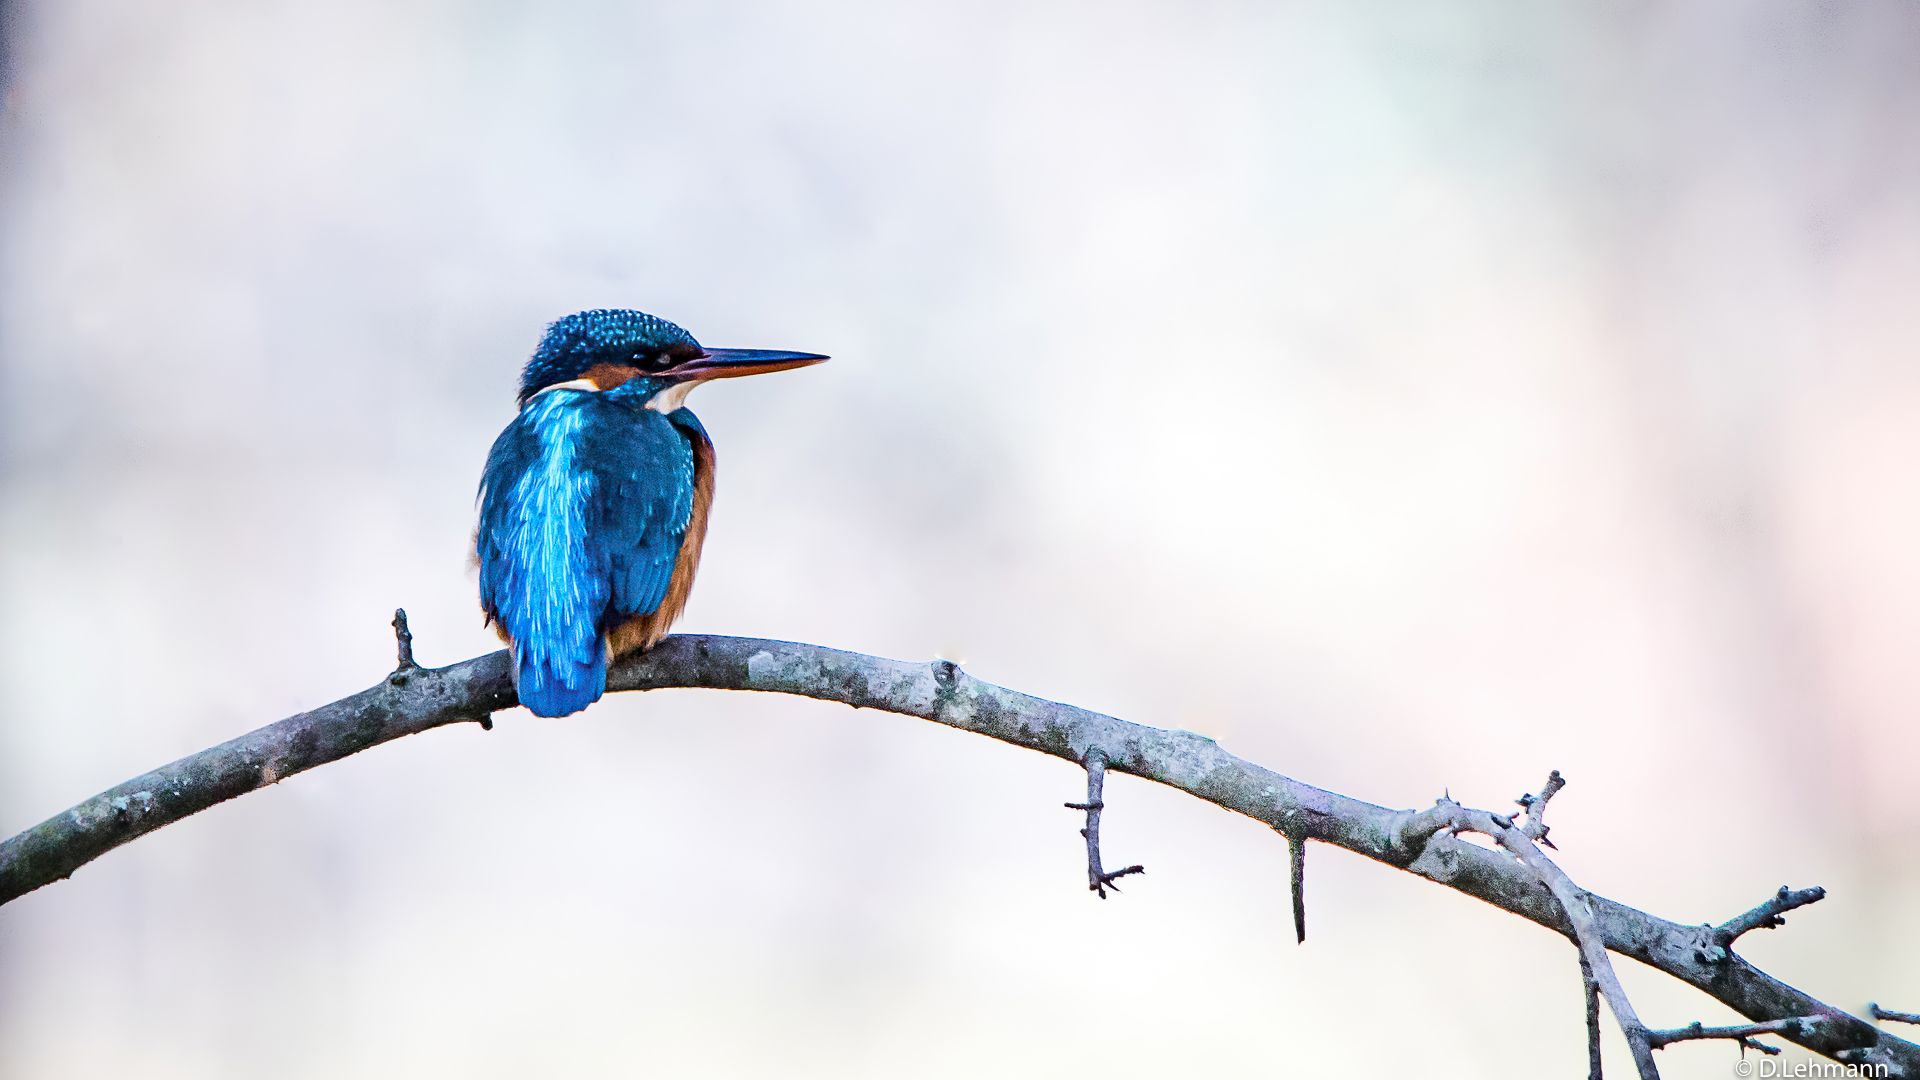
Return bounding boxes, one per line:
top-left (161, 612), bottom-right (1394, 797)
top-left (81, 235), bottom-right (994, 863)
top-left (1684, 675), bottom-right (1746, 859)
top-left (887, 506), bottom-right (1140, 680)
top-left (514, 643), bottom-right (608, 718)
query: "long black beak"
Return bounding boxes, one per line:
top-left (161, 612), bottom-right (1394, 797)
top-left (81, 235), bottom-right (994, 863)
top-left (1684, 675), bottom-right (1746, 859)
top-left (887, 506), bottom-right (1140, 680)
top-left (658, 348), bottom-right (829, 381)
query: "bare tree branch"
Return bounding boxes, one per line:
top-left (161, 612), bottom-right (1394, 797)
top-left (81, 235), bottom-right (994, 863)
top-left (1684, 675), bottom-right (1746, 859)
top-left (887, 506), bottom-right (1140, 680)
top-left (0, 631), bottom-right (1912, 1074)
top-left (1876, 1006), bottom-right (1920, 1027)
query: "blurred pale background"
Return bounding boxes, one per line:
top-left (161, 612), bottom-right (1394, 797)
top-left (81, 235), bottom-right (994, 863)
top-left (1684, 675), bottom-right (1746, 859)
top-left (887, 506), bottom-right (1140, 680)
top-left (3, 2), bottom-right (1918, 1077)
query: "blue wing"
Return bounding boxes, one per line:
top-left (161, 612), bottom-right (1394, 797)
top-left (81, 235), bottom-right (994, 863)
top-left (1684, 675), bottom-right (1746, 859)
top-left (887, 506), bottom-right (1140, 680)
top-left (477, 388), bottom-right (696, 717)
top-left (600, 404), bottom-right (700, 625)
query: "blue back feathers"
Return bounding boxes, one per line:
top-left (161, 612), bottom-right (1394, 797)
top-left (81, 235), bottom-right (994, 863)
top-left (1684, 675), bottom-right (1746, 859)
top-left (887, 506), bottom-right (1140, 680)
top-left (481, 310), bottom-right (708, 717)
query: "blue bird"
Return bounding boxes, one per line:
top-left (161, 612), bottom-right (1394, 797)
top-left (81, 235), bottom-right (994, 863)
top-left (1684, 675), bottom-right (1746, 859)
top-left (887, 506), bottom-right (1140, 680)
top-left (477, 309), bottom-right (826, 717)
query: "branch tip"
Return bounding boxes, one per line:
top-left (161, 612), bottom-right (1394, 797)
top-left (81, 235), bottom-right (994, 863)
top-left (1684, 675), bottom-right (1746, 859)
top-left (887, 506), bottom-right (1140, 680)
top-left (1714, 885), bottom-right (1827, 947)
top-left (1516, 768), bottom-right (1566, 846)
top-left (1873, 1004), bottom-right (1920, 1027)
top-left (390, 608), bottom-right (418, 677)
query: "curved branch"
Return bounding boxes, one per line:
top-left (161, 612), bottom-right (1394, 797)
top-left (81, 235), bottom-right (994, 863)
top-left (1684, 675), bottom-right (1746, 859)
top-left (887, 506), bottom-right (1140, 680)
top-left (0, 633), bottom-right (1912, 1074)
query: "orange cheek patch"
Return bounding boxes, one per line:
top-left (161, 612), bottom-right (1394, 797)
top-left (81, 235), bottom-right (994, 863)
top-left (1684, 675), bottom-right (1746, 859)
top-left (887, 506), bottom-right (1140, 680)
top-left (581, 363), bottom-right (644, 390)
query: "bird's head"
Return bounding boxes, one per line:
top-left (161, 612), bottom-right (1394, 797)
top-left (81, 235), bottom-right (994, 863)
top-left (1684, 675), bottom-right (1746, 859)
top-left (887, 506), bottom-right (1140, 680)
top-left (518, 308), bottom-right (827, 410)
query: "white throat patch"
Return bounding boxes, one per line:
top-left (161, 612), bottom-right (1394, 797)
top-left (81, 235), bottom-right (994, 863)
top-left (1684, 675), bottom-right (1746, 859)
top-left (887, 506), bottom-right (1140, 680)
top-left (646, 380), bottom-right (699, 413)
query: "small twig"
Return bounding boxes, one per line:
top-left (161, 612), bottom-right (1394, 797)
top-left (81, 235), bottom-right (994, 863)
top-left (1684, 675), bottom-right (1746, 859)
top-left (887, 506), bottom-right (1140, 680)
top-left (1872, 1004), bottom-right (1920, 1026)
top-left (391, 608), bottom-right (418, 673)
top-left (1646, 1018), bottom-right (1824, 1056)
top-left (1516, 768), bottom-right (1564, 849)
top-left (1066, 749), bottom-right (1143, 898)
top-left (390, 608), bottom-right (492, 730)
top-left (1579, 953), bottom-right (1603, 1080)
top-left (1714, 886), bottom-right (1826, 947)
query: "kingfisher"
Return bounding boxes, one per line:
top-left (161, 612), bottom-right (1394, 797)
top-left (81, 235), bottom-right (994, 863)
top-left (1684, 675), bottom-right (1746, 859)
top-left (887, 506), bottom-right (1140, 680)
top-left (476, 309), bottom-right (827, 717)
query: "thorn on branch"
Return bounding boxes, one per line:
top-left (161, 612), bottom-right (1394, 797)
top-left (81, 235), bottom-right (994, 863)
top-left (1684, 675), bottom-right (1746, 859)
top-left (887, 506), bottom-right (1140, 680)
top-left (1646, 1018), bottom-right (1825, 1057)
top-left (1271, 824), bottom-right (1309, 943)
top-left (1288, 831), bottom-right (1307, 945)
top-left (1714, 886), bottom-right (1827, 949)
top-left (1067, 750), bottom-right (1143, 899)
top-left (1872, 1003), bottom-right (1920, 1026)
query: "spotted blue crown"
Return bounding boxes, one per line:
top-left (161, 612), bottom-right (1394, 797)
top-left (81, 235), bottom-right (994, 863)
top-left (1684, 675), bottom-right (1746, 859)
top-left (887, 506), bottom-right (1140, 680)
top-left (518, 309), bottom-right (703, 404)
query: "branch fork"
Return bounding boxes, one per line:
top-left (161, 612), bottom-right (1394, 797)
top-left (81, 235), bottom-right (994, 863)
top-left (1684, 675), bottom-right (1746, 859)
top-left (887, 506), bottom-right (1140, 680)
top-left (1403, 774), bottom-right (1878, 1079)
top-left (1405, 774), bottom-right (1668, 1078)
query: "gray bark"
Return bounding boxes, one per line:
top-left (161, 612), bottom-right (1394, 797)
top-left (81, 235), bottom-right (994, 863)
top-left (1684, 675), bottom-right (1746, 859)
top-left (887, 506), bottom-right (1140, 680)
top-left (0, 633), bottom-right (1911, 1074)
